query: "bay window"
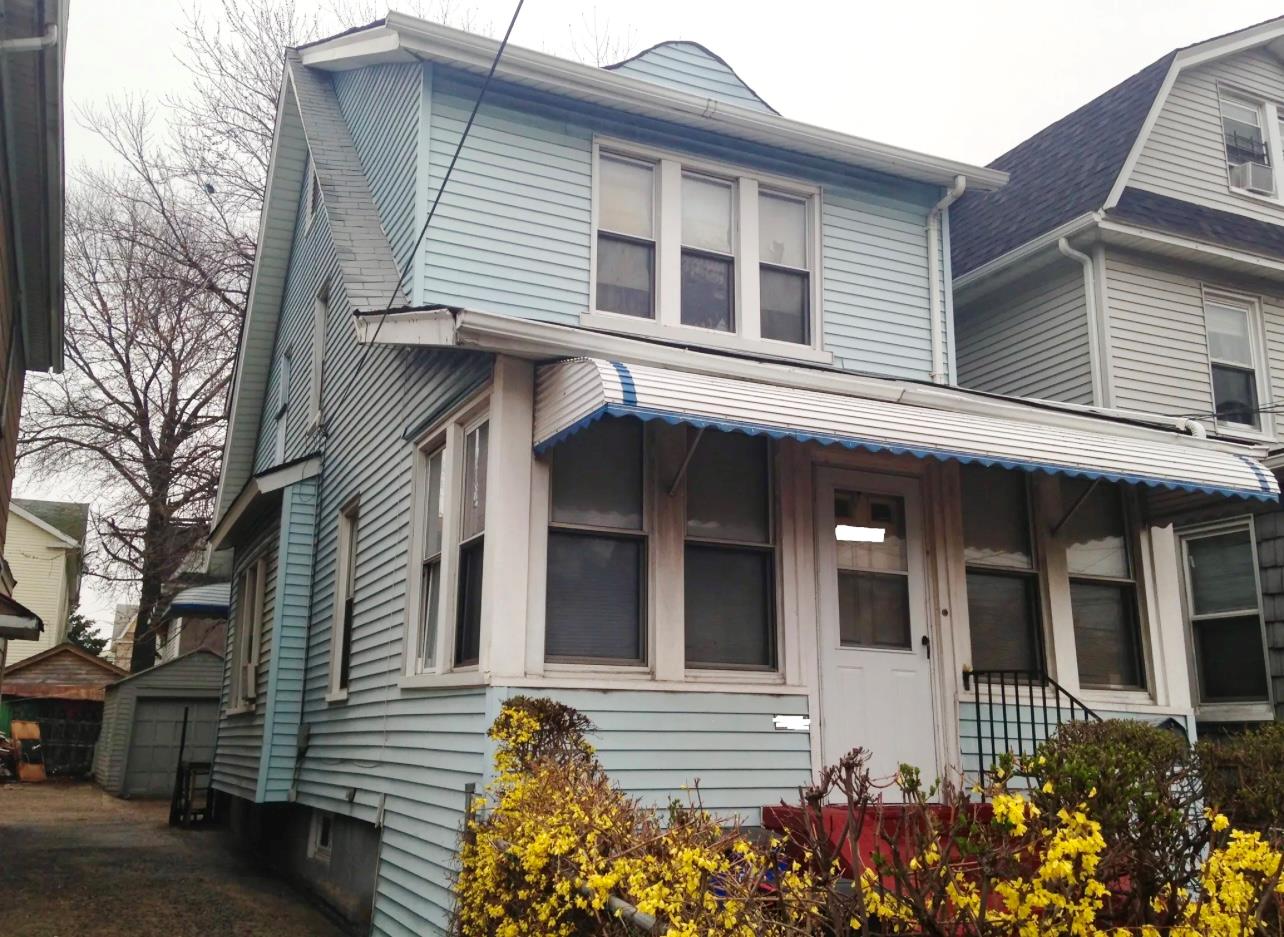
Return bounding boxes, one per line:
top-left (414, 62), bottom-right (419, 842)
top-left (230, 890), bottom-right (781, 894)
top-left (683, 431), bottom-right (776, 670)
top-left (1061, 478), bottom-right (1145, 690)
top-left (545, 418), bottom-right (647, 663)
top-left (592, 143), bottom-right (819, 354)
top-left (961, 465), bottom-right (1044, 673)
top-left (1181, 522), bottom-right (1270, 707)
top-left (596, 155), bottom-right (656, 318)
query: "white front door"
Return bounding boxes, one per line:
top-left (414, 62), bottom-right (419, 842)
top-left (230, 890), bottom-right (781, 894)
top-left (815, 468), bottom-right (939, 787)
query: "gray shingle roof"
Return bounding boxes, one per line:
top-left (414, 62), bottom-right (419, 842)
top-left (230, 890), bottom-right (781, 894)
top-left (950, 52), bottom-right (1174, 277)
top-left (286, 51), bottom-right (407, 312)
top-left (1109, 186), bottom-right (1284, 261)
top-left (13, 498), bottom-right (90, 545)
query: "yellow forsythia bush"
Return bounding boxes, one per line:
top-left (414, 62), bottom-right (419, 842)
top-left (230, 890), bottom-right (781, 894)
top-left (454, 700), bottom-right (1284, 936)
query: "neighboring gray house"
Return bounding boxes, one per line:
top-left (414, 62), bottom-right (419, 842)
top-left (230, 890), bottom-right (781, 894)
top-left (207, 14), bottom-right (1276, 934)
top-left (952, 16), bottom-right (1284, 731)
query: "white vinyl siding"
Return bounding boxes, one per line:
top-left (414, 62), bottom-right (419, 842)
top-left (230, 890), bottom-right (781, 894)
top-left (1129, 49), bottom-right (1284, 224)
top-left (955, 260), bottom-right (1094, 405)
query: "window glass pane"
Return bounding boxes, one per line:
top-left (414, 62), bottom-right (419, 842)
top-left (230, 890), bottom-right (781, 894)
top-left (596, 235), bottom-right (654, 318)
top-left (686, 431), bottom-right (769, 543)
top-left (1062, 480), bottom-right (1129, 579)
top-left (837, 570), bottom-right (910, 648)
top-left (760, 267), bottom-right (809, 345)
top-left (759, 193), bottom-right (807, 268)
top-left (684, 545), bottom-right (774, 667)
top-left (834, 490), bottom-right (907, 573)
top-left (1212, 364), bottom-right (1260, 428)
top-left (1206, 302), bottom-right (1253, 365)
top-left (682, 174), bottom-right (733, 254)
top-left (599, 156), bottom-right (653, 237)
top-left (1071, 581), bottom-right (1143, 688)
top-left (455, 539), bottom-right (484, 665)
top-left (1222, 99), bottom-right (1267, 165)
top-left (962, 465), bottom-right (1033, 569)
top-left (546, 532), bottom-right (643, 661)
top-left (680, 252), bottom-right (733, 331)
top-left (1195, 614), bottom-right (1269, 701)
top-left (551, 418), bottom-right (642, 529)
top-left (1188, 529), bottom-right (1258, 615)
top-left (461, 422), bottom-right (488, 540)
top-left (424, 450), bottom-right (444, 559)
top-left (418, 560), bottom-right (439, 670)
top-left (966, 572), bottom-right (1041, 671)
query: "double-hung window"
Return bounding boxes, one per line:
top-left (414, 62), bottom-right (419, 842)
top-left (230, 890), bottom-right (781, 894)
top-left (961, 465), bottom-right (1044, 673)
top-left (683, 431), bottom-right (776, 669)
top-left (231, 554), bottom-right (267, 710)
top-left (1205, 293), bottom-right (1264, 431)
top-left (406, 400), bottom-right (491, 679)
top-left (1181, 522), bottom-right (1271, 707)
top-left (328, 499), bottom-right (359, 699)
top-left (596, 155), bottom-right (656, 318)
top-left (545, 418), bottom-right (647, 664)
top-left (759, 192), bottom-right (811, 345)
top-left (593, 144), bottom-right (819, 353)
top-left (1061, 479), bottom-right (1145, 690)
top-left (681, 173), bottom-right (737, 332)
top-left (1221, 94), bottom-right (1275, 195)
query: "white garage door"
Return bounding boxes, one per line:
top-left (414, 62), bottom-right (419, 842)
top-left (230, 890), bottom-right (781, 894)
top-left (123, 698), bottom-right (218, 798)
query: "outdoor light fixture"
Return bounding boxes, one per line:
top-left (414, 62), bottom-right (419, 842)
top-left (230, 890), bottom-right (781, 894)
top-left (835, 524), bottom-right (886, 543)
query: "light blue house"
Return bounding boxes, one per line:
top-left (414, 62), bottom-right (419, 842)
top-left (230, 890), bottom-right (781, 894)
top-left (208, 13), bottom-right (1278, 934)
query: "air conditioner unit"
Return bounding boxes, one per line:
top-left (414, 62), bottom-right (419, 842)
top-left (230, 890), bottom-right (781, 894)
top-left (1230, 160), bottom-right (1275, 195)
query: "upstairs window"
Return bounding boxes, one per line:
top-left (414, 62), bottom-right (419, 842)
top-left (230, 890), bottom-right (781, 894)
top-left (1221, 95), bottom-right (1273, 195)
top-left (592, 143), bottom-right (819, 354)
top-left (273, 351), bottom-right (291, 465)
top-left (1205, 293), bottom-right (1264, 431)
top-left (231, 554), bottom-right (267, 710)
top-left (681, 173), bottom-right (736, 332)
top-left (1061, 479), bottom-right (1145, 691)
top-left (962, 465), bottom-right (1044, 673)
top-left (328, 499), bottom-right (360, 700)
top-left (309, 288), bottom-right (328, 431)
top-left (596, 155), bottom-right (656, 319)
top-left (454, 420), bottom-right (488, 667)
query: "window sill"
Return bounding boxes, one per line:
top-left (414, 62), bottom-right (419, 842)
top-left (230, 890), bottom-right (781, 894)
top-left (1228, 184), bottom-right (1282, 207)
top-left (1210, 422), bottom-right (1275, 444)
top-left (498, 673), bottom-right (806, 695)
top-left (1195, 701), bottom-right (1275, 723)
top-left (580, 311), bottom-right (833, 365)
top-left (325, 689), bottom-right (349, 704)
top-left (398, 670), bottom-right (488, 691)
top-left (1075, 688), bottom-right (1166, 713)
top-left (225, 702), bottom-right (255, 716)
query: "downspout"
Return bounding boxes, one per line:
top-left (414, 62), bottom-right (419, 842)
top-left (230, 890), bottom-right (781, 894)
top-left (0, 23), bottom-right (58, 54)
top-left (928, 175), bottom-right (966, 384)
top-left (1057, 237), bottom-right (1106, 407)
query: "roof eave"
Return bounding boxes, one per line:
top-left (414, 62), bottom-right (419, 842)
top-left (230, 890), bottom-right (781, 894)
top-left (301, 13), bottom-right (1007, 193)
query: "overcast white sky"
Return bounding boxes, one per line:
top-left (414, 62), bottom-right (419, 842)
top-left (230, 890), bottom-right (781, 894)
top-left (29, 0), bottom-right (1284, 635)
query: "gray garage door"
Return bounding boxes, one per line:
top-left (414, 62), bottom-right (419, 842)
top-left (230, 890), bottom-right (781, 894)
top-left (123, 698), bottom-right (218, 798)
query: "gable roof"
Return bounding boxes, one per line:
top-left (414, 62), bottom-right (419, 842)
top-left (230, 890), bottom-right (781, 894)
top-left (950, 53), bottom-right (1173, 277)
top-left (952, 14), bottom-right (1284, 278)
top-left (604, 41), bottom-right (777, 115)
top-left (12, 498), bottom-right (89, 546)
top-left (212, 52), bottom-right (405, 530)
top-left (105, 647), bottom-right (222, 691)
top-left (2, 641), bottom-right (128, 701)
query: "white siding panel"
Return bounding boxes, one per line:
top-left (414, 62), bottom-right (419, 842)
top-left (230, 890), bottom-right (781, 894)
top-left (956, 260), bottom-right (1094, 405)
top-left (1129, 49), bottom-right (1284, 225)
top-left (608, 42), bottom-right (774, 114)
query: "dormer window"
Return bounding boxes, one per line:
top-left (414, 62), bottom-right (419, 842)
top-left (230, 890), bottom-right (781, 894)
top-left (1220, 93), bottom-right (1277, 196)
top-left (590, 141), bottom-right (824, 361)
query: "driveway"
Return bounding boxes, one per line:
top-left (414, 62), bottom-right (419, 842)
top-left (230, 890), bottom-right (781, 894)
top-left (0, 781), bottom-right (349, 937)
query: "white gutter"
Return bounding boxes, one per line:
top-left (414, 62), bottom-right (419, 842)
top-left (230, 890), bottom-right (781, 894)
top-left (1057, 237), bottom-right (1107, 409)
top-left (303, 14), bottom-right (1008, 193)
top-left (953, 212), bottom-right (1101, 294)
top-left (928, 175), bottom-right (965, 384)
top-left (0, 22), bottom-right (58, 54)
top-left (354, 306), bottom-right (1265, 455)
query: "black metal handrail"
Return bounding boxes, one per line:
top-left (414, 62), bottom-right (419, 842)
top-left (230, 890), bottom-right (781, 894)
top-left (963, 668), bottom-right (1101, 793)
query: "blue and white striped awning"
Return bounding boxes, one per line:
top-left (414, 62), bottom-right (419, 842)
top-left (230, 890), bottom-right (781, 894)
top-left (533, 358), bottom-right (1278, 501)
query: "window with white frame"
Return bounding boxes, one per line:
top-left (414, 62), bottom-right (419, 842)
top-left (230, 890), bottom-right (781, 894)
top-left (1221, 94), bottom-right (1275, 195)
top-left (1181, 521), bottom-right (1271, 707)
top-left (306, 156), bottom-right (323, 227)
top-left (595, 155), bottom-right (656, 318)
top-left (684, 431), bottom-right (777, 669)
top-left (1205, 293), bottom-right (1265, 431)
top-left (593, 145), bottom-right (818, 350)
top-left (961, 465), bottom-right (1044, 673)
top-left (308, 809), bottom-right (333, 864)
top-left (231, 554), bottom-right (267, 709)
top-left (1060, 479), bottom-right (1145, 690)
top-left (406, 402), bottom-right (491, 678)
top-left (309, 289), bottom-right (328, 430)
top-left (273, 351), bottom-right (291, 465)
top-left (328, 499), bottom-right (359, 698)
top-left (545, 418), bottom-right (647, 663)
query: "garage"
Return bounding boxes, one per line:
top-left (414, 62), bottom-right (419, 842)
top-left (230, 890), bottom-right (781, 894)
top-left (93, 650), bottom-right (223, 798)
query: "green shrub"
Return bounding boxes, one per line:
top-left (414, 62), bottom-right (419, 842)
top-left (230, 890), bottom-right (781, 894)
top-left (1199, 721), bottom-right (1284, 832)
